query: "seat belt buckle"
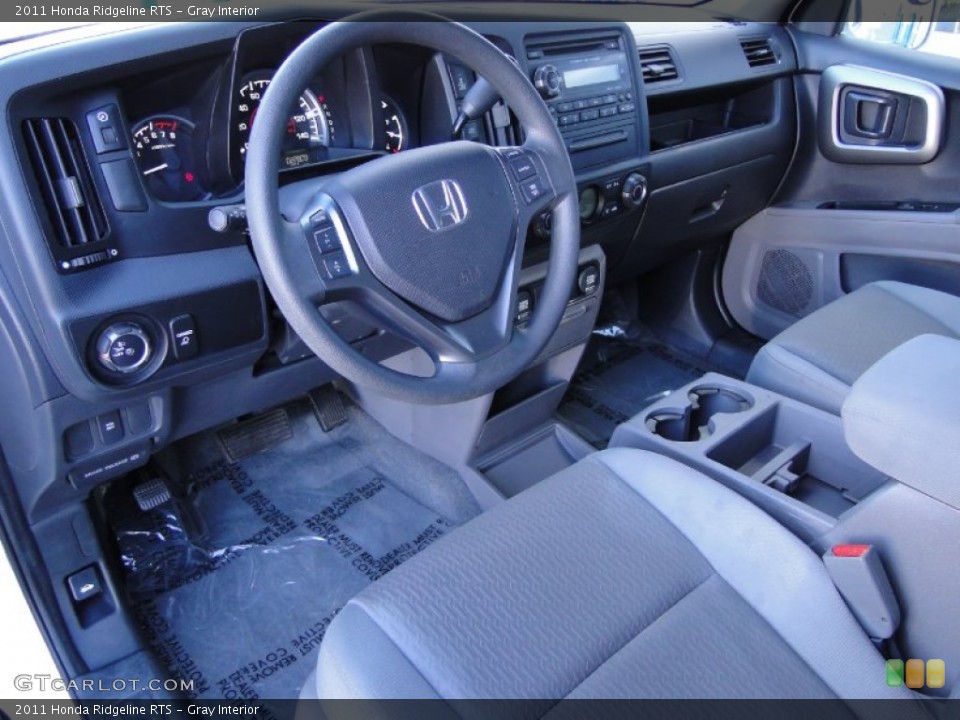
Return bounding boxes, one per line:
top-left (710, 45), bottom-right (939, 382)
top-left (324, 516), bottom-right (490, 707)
top-left (823, 544), bottom-right (901, 642)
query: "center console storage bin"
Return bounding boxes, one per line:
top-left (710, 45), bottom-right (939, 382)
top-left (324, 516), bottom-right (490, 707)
top-left (611, 373), bottom-right (889, 542)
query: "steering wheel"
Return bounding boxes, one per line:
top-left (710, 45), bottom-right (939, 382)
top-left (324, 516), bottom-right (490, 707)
top-left (246, 19), bottom-right (579, 404)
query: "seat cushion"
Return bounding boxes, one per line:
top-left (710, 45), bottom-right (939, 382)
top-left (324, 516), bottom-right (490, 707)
top-left (314, 449), bottom-right (913, 703)
top-left (748, 281), bottom-right (960, 414)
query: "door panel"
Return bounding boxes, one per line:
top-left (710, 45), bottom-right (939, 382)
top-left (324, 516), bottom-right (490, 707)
top-left (723, 33), bottom-right (960, 340)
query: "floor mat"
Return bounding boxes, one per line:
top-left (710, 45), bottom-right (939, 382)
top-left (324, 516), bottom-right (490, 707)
top-left (105, 397), bottom-right (479, 702)
top-left (557, 338), bottom-right (711, 449)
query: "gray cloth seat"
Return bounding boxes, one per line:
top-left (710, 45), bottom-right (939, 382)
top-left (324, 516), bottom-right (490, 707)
top-left (748, 281), bottom-right (960, 415)
top-left (311, 448), bottom-right (913, 702)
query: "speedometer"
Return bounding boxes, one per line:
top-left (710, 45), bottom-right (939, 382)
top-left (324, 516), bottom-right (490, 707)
top-left (234, 71), bottom-right (335, 170)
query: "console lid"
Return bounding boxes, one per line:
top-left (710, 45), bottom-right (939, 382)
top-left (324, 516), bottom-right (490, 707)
top-left (842, 333), bottom-right (960, 510)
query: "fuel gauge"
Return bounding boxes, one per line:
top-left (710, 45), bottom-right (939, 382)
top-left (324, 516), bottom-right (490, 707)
top-left (131, 115), bottom-right (204, 202)
top-left (381, 96), bottom-right (408, 153)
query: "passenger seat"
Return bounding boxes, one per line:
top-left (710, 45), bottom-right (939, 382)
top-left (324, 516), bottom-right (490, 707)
top-left (748, 281), bottom-right (960, 414)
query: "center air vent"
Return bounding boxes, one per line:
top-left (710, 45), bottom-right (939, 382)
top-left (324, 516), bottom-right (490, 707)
top-left (639, 46), bottom-right (680, 85)
top-left (23, 117), bottom-right (110, 268)
top-left (740, 38), bottom-right (778, 68)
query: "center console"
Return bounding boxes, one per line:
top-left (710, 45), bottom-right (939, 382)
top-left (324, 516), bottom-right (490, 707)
top-left (610, 340), bottom-right (960, 695)
top-left (610, 374), bottom-right (890, 543)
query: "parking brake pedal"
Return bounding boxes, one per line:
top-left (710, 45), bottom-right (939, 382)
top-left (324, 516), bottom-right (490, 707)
top-left (310, 386), bottom-right (348, 432)
top-left (133, 477), bottom-right (172, 511)
top-left (107, 475), bottom-right (206, 597)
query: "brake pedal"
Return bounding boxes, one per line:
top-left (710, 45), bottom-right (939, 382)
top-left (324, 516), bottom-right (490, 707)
top-left (217, 408), bottom-right (293, 463)
top-left (310, 386), bottom-right (348, 432)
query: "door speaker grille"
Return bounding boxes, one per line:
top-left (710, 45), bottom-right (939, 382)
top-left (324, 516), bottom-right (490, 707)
top-left (757, 248), bottom-right (814, 317)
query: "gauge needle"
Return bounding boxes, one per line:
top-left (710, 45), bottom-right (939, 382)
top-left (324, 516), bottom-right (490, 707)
top-left (143, 163), bottom-right (169, 176)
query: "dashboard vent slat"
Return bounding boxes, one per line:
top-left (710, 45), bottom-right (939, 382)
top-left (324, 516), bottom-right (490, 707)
top-left (23, 117), bottom-right (108, 249)
top-left (740, 38), bottom-right (778, 68)
top-left (638, 46), bottom-right (679, 85)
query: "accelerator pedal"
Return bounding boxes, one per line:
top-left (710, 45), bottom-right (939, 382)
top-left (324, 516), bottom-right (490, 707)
top-left (309, 386), bottom-right (348, 432)
top-left (218, 408), bottom-right (293, 463)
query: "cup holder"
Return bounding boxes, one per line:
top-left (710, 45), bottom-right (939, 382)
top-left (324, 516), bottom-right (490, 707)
top-left (646, 386), bottom-right (753, 442)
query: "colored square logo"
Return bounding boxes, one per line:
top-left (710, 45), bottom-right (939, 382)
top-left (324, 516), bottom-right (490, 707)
top-left (905, 659), bottom-right (925, 689)
top-left (927, 660), bottom-right (946, 689)
top-left (885, 659), bottom-right (904, 687)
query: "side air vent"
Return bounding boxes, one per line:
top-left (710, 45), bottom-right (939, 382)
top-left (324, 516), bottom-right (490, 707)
top-left (740, 38), bottom-right (778, 68)
top-left (638, 46), bottom-right (680, 85)
top-left (23, 118), bottom-right (109, 255)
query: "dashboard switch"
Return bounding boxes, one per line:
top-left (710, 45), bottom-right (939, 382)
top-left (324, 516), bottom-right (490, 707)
top-left (86, 105), bottom-right (127, 154)
top-left (515, 289), bottom-right (534, 325)
top-left (578, 264), bottom-right (600, 296)
top-left (96, 411), bottom-right (124, 446)
top-left (67, 566), bottom-right (102, 604)
top-left (96, 322), bottom-right (152, 375)
top-left (169, 315), bottom-right (199, 361)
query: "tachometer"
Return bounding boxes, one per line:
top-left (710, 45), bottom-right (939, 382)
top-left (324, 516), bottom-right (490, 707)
top-left (234, 71), bottom-right (335, 170)
top-left (381, 95), bottom-right (408, 153)
top-left (131, 115), bottom-right (204, 203)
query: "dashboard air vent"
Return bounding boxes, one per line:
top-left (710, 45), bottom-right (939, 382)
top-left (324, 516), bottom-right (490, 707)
top-left (23, 118), bottom-right (108, 249)
top-left (638, 46), bottom-right (679, 85)
top-left (740, 38), bottom-right (778, 68)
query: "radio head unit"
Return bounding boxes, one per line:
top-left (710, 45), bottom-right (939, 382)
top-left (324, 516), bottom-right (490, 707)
top-left (525, 30), bottom-right (641, 168)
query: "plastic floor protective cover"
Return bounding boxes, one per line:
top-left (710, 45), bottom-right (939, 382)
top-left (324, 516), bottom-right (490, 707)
top-left (105, 397), bottom-right (480, 702)
top-left (557, 336), bottom-right (712, 449)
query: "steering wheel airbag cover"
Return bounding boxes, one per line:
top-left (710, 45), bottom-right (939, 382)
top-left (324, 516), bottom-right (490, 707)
top-left (328, 141), bottom-right (516, 323)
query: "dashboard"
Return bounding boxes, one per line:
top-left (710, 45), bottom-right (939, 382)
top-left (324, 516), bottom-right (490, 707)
top-left (0, 18), bottom-right (797, 525)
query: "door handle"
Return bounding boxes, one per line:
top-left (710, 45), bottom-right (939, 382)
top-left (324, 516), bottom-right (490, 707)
top-left (844, 90), bottom-right (897, 140)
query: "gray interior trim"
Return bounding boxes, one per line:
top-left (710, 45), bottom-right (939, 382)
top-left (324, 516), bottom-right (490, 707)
top-left (843, 334), bottom-right (960, 511)
top-left (817, 65), bottom-right (945, 165)
top-left (748, 342), bottom-right (851, 415)
top-left (724, 206), bottom-right (960, 340)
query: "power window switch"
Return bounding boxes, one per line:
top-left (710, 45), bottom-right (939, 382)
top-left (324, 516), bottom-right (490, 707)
top-left (67, 566), bottom-right (102, 603)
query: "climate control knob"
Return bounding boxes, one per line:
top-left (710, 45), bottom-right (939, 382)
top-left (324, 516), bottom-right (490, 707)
top-left (533, 65), bottom-right (562, 99)
top-left (96, 322), bottom-right (153, 375)
top-left (621, 173), bottom-right (649, 210)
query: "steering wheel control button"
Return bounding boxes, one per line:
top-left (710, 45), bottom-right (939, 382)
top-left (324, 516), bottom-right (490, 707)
top-left (169, 315), bottom-right (199, 361)
top-left (578, 264), bottom-right (601, 295)
top-left (313, 227), bottom-right (342, 255)
top-left (86, 104), bottom-right (127, 154)
top-left (67, 566), bottom-right (103, 604)
top-left (322, 252), bottom-right (351, 280)
top-left (521, 176), bottom-right (547, 205)
top-left (96, 322), bottom-right (153, 375)
top-left (515, 289), bottom-right (534, 325)
top-left (509, 155), bottom-right (537, 181)
top-left (96, 411), bottom-right (124, 446)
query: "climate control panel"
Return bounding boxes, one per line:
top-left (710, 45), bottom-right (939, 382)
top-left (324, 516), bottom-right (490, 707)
top-left (534, 169), bottom-right (648, 239)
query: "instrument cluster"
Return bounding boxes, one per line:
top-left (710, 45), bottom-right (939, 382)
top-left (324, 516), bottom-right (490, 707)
top-left (126, 26), bottom-right (412, 204)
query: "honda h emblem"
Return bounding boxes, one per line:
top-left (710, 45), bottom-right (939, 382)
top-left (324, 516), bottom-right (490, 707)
top-left (412, 179), bottom-right (468, 232)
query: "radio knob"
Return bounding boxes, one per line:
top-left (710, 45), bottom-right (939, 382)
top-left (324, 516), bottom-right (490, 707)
top-left (533, 65), bottom-right (562, 99)
top-left (96, 322), bottom-right (153, 375)
top-left (621, 173), bottom-right (649, 210)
